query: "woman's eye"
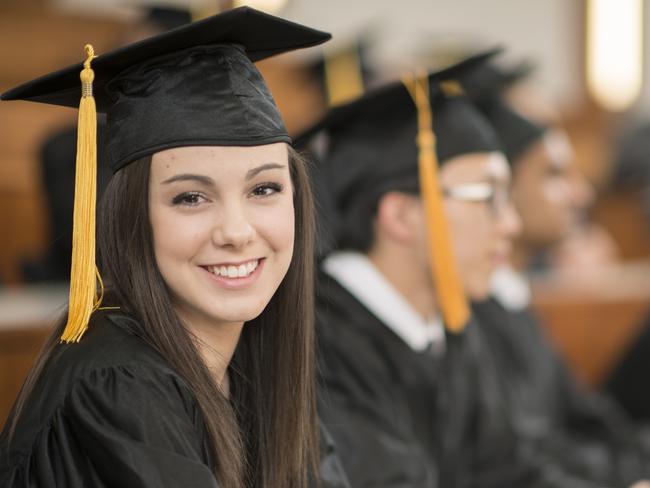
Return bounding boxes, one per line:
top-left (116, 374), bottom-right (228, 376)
top-left (172, 191), bottom-right (205, 206)
top-left (251, 182), bottom-right (283, 197)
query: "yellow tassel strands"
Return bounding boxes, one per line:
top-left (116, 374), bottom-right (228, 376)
top-left (401, 73), bottom-right (470, 334)
top-left (61, 44), bottom-right (103, 343)
top-left (324, 47), bottom-right (364, 107)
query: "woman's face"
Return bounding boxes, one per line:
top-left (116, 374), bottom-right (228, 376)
top-left (437, 152), bottom-right (521, 299)
top-left (148, 143), bottom-right (295, 329)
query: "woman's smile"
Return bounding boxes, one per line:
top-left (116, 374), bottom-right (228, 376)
top-left (200, 257), bottom-right (266, 290)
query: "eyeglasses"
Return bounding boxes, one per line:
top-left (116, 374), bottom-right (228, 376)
top-left (443, 182), bottom-right (512, 217)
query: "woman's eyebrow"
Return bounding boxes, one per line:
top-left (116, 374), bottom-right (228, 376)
top-left (161, 174), bottom-right (215, 186)
top-left (161, 163), bottom-right (285, 185)
top-left (245, 162), bottom-right (285, 181)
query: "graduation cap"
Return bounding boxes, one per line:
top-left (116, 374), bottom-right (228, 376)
top-left (307, 32), bottom-right (377, 107)
top-left (301, 50), bottom-right (502, 332)
top-left (459, 58), bottom-right (546, 164)
top-left (1, 6), bottom-right (330, 342)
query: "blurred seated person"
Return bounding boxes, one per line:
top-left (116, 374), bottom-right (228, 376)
top-left (502, 63), bottom-right (618, 274)
top-left (461, 61), bottom-right (650, 487)
top-left (22, 6), bottom-right (192, 283)
top-left (605, 121), bottom-right (650, 421)
top-left (302, 49), bottom-right (606, 488)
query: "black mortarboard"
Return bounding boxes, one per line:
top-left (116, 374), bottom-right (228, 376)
top-left (2, 6), bottom-right (330, 172)
top-left (302, 50), bottom-right (502, 332)
top-left (1, 6), bottom-right (330, 342)
top-left (459, 59), bottom-right (546, 164)
top-left (299, 49), bottom-right (501, 226)
top-left (307, 34), bottom-right (377, 107)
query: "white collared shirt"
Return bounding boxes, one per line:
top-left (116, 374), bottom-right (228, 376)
top-left (322, 251), bottom-right (445, 353)
top-left (490, 265), bottom-right (531, 312)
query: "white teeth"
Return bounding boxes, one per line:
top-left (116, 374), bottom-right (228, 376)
top-left (208, 259), bottom-right (259, 278)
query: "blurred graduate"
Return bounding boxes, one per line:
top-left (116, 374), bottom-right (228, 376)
top-left (298, 50), bottom-right (582, 487)
top-left (462, 59), bottom-right (650, 488)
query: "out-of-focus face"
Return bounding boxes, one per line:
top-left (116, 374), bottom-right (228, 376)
top-left (148, 143), bottom-right (295, 330)
top-left (412, 152), bottom-right (521, 300)
top-left (511, 130), bottom-right (593, 248)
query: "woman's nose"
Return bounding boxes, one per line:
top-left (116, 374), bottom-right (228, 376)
top-left (211, 203), bottom-right (256, 249)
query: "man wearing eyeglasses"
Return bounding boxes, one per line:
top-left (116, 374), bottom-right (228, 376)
top-left (302, 52), bottom-right (557, 487)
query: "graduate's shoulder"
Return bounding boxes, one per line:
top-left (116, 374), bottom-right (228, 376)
top-left (20, 309), bottom-right (192, 421)
top-left (50, 309), bottom-right (174, 374)
top-left (1, 310), bottom-right (214, 487)
top-left (314, 269), bottom-right (379, 334)
top-left (34, 310), bottom-right (193, 409)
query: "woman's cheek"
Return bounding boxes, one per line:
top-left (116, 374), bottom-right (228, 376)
top-left (255, 198), bottom-right (295, 252)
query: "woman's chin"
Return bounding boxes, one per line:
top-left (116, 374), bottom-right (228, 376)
top-left (213, 302), bottom-right (270, 325)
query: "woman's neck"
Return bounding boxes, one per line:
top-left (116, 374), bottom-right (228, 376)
top-left (176, 310), bottom-right (244, 393)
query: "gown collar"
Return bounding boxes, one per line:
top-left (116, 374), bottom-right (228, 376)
top-left (490, 264), bottom-right (531, 311)
top-left (322, 251), bottom-right (445, 353)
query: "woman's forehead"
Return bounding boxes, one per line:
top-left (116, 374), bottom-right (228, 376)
top-left (150, 144), bottom-right (289, 177)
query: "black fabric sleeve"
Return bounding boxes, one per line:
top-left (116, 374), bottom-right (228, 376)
top-left (6, 365), bottom-right (219, 488)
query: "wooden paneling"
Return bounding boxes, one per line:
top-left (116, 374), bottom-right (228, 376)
top-left (534, 297), bottom-right (649, 387)
top-left (531, 262), bottom-right (650, 386)
top-left (0, 191), bottom-right (49, 284)
top-left (592, 189), bottom-right (650, 261)
top-left (257, 58), bottom-right (328, 137)
top-left (0, 7), bottom-right (127, 284)
top-left (0, 6), bottom-right (126, 87)
top-left (0, 327), bottom-right (50, 429)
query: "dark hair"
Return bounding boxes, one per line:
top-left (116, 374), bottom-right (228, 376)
top-left (336, 175), bottom-right (420, 253)
top-left (9, 145), bottom-right (319, 488)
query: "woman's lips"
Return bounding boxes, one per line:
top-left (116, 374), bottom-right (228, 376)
top-left (200, 258), bottom-right (265, 289)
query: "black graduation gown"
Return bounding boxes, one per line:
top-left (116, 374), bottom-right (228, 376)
top-left (316, 270), bottom-right (558, 488)
top-left (316, 270), bottom-right (439, 487)
top-left (473, 297), bottom-right (650, 487)
top-left (0, 312), bottom-right (350, 488)
top-left (607, 310), bottom-right (650, 421)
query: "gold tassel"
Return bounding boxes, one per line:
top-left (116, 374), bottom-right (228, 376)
top-left (61, 44), bottom-right (103, 343)
top-left (439, 80), bottom-right (465, 97)
top-left (324, 47), bottom-right (364, 107)
top-left (401, 73), bottom-right (470, 333)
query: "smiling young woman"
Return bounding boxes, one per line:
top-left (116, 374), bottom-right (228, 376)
top-left (0, 8), bottom-right (342, 488)
top-left (92, 144), bottom-right (317, 487)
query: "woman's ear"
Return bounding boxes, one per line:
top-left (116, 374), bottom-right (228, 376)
top-left (375, 192), bottom-right (422, 245)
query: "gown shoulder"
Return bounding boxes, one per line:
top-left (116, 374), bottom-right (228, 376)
top-left (0, 311), bottom-right (218, 488)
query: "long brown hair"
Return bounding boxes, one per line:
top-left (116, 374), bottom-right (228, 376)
top-left (9, 145), bottom-right (319, 487)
